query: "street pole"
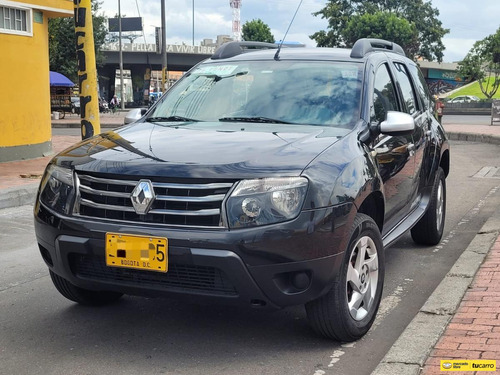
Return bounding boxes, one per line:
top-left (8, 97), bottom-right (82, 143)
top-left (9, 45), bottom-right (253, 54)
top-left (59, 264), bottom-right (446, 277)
top-left (161, 0), bottom-right (168, 92)
top-left (118, 0), bottom-right (125, 109)
top-left (74, 0), bottom-right (100, 139)
top-left (192, 0), bottom-right (194, 46)
top-left (118, 0), bottom-right (125, 110)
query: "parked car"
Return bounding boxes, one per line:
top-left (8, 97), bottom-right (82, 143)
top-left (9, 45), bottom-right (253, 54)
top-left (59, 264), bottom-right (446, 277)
top-left (34, 39), bottom-right (449, 341)
top-left (124, 107), bottom-right (147, 124)
top-left (447, 95), bottom-right (480, 103)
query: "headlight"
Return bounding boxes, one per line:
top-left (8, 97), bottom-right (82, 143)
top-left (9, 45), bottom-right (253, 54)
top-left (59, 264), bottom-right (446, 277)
top-left (39, 164), bottom-right (75, 215)
top-left (226, 177), bottom-right (308, 228)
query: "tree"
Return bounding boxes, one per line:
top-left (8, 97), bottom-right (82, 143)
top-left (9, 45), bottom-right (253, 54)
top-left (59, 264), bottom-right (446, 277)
top-left (343, 12), bottom-right (419, 58)
top-left (458, 28), bottom-right (500, 99)
top-left (310, 0), bottom-right (448, 62)
top-left (49, 0), bottom-right (108, 83)
top-left (242, 19), bottom-right (275, 43)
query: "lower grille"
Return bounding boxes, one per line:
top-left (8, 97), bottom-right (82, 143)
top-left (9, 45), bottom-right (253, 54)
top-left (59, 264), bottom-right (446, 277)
top-left (69, 254), bottom-right (238, 296)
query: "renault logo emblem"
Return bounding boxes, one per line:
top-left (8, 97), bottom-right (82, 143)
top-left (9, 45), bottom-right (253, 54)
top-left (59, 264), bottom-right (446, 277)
top-left (131, 180), bottom-right (155, 215)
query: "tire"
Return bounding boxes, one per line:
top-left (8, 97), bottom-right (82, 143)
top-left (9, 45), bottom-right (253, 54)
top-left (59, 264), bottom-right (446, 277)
top-left (305, 213), bottom-right (385, 341)
top-left (411, 167), bottom-right (446, 246)
top-left (49, 270), bottom-right (123, 306)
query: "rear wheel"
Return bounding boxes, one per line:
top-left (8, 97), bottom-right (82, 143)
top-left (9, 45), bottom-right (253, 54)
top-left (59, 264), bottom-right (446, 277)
top-left (306, 213), bottom-right (385, 341)
top-left (411, 167), bottom-right (446, 245)
top-left (50, 270), bottom-right (123, 306)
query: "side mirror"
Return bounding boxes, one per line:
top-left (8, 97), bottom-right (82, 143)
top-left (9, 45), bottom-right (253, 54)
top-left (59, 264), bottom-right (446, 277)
top-left (380, 111), bottom-right (415, 136)
top-left (140, 108), bottom-right (147, 116)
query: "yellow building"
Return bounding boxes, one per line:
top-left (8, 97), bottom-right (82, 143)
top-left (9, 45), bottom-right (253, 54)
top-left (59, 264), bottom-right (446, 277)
top-left (0, 0), bottom-right (73, 162)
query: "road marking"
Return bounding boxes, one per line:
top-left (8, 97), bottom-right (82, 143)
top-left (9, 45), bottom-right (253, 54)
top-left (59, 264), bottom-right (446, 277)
top-left (328, 350), bottom-right (345, 367)
top-left (473, 166), bottom-right (500, 179)
top-left (433, 185), bottom-right (500, 253)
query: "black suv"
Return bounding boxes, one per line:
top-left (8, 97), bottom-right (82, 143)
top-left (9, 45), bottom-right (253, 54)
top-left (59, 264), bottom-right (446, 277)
top-left (34, 39), bottom-right (449, 341)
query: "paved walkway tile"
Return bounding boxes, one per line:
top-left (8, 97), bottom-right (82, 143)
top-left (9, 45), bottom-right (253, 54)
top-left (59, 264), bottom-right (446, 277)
top-left (421, 237), bottom-right (500, 374)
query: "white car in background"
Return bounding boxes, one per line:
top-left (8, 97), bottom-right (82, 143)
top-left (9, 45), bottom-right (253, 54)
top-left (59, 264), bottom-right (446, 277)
top-left (447, 95), bottom-right (480, 103)
top-left (124, 108), bottom-right (148, 124)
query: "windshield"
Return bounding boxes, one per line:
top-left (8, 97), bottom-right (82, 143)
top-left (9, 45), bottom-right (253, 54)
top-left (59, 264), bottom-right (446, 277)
top-left (150, 60), bottom-right (362, 128)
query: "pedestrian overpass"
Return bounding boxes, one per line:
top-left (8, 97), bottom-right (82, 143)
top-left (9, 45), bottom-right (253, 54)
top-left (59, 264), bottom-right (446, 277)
top-left (98, 43), bottom-right (216, 105)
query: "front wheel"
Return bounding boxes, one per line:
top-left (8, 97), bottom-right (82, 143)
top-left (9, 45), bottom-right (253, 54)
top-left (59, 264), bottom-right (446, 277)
top-left (50, 270), bottom-right (123, 306)
top-left (306, 213), bottom-right (385, 341)
top-left (411, 167), bottom-right (446, 245)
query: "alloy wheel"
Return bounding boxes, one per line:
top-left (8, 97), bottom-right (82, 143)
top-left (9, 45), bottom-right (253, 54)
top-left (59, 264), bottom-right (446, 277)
top-left (346, 236), bottom-right (379, 321)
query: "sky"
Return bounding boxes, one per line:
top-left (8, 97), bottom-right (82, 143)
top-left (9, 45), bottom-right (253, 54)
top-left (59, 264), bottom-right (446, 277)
top-left (99, 0), bottom-right (500, 63)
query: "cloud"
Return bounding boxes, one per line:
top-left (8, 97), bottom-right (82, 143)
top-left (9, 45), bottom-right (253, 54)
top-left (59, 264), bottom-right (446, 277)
top-left (441, 38), bottom-right (476, 62)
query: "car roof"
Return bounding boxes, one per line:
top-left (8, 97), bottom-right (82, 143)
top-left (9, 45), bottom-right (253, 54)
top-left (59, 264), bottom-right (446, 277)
top-left (207, 47), bottom-right (357, 63)
top-left (206, 39), bottom-right (408, 65)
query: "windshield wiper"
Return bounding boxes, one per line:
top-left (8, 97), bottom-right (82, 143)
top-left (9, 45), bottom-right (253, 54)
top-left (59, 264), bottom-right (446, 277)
top-left (219, 116), bottom-right (292, 124)
top-left (146, 116), bottom-right (199, 123)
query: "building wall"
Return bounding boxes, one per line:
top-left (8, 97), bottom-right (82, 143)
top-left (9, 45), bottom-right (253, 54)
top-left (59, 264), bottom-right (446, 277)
top-left (0, 0), bottom-right (72, 162)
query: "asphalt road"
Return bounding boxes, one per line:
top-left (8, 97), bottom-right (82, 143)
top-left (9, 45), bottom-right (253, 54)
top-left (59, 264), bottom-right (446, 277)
top-left (1, 138), bottom-right (499, 375)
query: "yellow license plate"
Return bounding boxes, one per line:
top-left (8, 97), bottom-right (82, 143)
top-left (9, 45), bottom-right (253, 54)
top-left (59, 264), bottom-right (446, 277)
top-left (105, 233), bottom-right (168, 273)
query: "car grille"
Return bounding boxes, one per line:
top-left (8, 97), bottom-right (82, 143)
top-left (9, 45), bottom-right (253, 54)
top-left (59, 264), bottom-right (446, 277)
top-left (69, 254), bottom-right (238, 296)
top-left (74, 173), bottom-right (234, 227)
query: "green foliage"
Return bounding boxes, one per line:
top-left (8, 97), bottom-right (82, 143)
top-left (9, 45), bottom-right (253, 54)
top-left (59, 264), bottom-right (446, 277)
top-left (242, 19), bottom-right (275, 43)
top-left (343, 12), bottom-right (419, 57)
top-left (458, 28), bottom-right (500, 99)
top-left (310, 0), bottom-right (448, 62)
top-left (49, 0), bottom-right (108, 83)
top-left (448, 77), bottom-right (500, 99)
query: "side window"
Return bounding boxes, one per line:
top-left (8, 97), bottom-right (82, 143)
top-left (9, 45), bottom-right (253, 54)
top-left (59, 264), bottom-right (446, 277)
top-left (371, 64), bottom-right (399, 124)
top-left (408, 63), bottom-right (431, 111)
top-left (393, 62), bottom-right (418, 115)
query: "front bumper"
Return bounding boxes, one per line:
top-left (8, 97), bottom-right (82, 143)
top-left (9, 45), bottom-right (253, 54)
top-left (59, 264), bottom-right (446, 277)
top-left (35, 202), bottom-right (354, 309)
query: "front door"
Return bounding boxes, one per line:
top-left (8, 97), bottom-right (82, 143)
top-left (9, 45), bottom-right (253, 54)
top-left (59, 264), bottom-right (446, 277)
top-left (370, 63), bottom-right (416, 231)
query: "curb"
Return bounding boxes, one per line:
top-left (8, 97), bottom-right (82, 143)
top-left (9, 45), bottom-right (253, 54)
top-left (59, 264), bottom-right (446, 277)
top-left (0, 184), bottom-right (38, 210)
top-left (51, 122), bottom-right (122, 129)
top-left (446, 131), bottom-right (500, 145)
top-left (371, 208), bottom-right (500, 375)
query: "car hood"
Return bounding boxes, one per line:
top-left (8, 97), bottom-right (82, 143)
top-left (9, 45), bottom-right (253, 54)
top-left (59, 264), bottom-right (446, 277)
top-left (56, 121), bottom-right (349, 179)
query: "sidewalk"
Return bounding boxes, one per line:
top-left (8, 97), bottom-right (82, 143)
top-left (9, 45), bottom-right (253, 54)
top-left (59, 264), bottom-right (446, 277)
top-left (373, 210), bottom-right (500, 375)
top-left (421, 233), bottom-right (500, 374)
top-left (0, 112), bottom-right (126, 207)
top-left (444, 123), bottom-right (500, 145)
top-left (1, 118), bottom-right (500, 374)
top-left (50, 110), bottom-right (127, 128)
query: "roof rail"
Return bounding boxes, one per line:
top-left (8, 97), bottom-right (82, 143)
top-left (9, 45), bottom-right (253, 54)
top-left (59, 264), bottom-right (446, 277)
top-left (350, 38), bottom-right (406, 58)
top-left (211, 41), bottom-right (278, 60)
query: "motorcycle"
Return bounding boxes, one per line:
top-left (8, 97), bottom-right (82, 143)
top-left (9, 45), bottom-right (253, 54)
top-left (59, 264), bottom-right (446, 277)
top-left (99, 98), bottom-right (110, 113)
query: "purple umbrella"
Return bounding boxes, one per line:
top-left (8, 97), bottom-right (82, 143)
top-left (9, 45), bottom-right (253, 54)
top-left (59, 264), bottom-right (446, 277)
top-left (49, 71), bottom-right (74, 87)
